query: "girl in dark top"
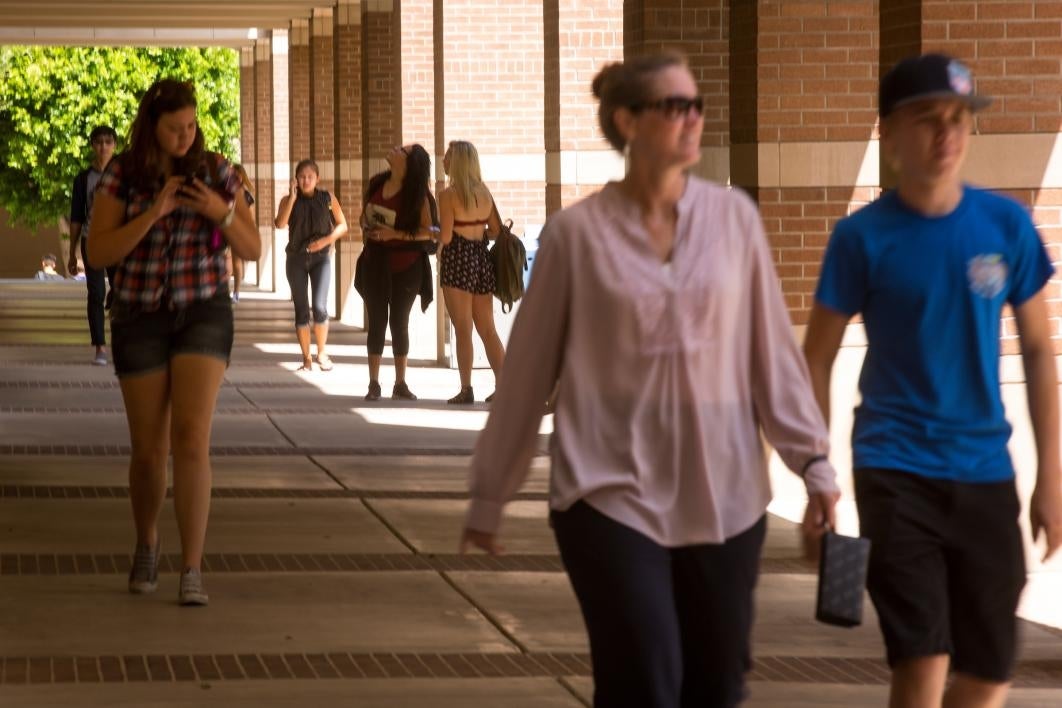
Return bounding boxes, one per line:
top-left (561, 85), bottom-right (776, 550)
top-left (274, 159), bottom-right (349, 371)
top-left (357, 144), bottom-right (438, 401)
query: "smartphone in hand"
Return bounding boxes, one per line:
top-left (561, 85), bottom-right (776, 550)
top-left (177, 173), bottom-right (196, 199)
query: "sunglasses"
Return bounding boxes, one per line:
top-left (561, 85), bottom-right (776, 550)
top-left (630, 95), bottom-right (704, 120)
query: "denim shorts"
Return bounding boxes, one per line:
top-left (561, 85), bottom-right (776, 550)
top-left (110, 289), bottom-right (234, 377)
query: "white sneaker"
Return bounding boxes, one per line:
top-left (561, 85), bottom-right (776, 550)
top-left (92, 352), bottom-right (108, 366)
top-left (179, 567), bottom-right (209, 606)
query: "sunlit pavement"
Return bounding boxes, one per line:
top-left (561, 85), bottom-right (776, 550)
top-left (0, 283), bottom-right (1059, 706)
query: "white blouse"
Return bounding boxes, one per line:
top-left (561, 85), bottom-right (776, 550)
top-left (466, 177), bottom-right (838, 546)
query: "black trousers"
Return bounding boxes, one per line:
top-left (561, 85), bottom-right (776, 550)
top-left (551, 501), bottom-right (766, 708)
top-left (82, 240), bottom-right (116, 347)
top-left (365, 259), bottom-right (422, 357)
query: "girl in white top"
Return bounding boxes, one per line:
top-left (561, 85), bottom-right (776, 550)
top-left (461, 52), bottom-right (840, 706)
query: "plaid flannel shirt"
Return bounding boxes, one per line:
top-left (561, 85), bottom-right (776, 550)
top-left (98, 152), bottom-right (241, 311)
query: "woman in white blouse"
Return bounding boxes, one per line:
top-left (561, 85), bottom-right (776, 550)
top-left (461, 52), bottom-right (840, 707)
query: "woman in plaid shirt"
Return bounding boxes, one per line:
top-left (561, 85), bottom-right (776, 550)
top-left (87, 79), bottom-right (260, 606)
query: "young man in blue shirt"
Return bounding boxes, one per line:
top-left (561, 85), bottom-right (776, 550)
top-left (805, 54), bottom-right (1062, 708)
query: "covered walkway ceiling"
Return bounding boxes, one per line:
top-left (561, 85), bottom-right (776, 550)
top-left (0, 0), bottom-right (325, 47)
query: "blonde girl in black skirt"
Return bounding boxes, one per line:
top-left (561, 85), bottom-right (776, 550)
top-left (438, 140), bottom-right (505, 404)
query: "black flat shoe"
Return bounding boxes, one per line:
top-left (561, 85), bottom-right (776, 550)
top-left (448, 386), bottom-right (474, 404)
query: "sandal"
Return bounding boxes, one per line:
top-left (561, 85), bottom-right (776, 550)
top-left (448, 386), bottom-right (474, 405)
top-left (365, 380), bottom-right (382, 401)
top-left (317, 354), bottom-right (334, 371)
top-left (296, 359), bottom-right (313, 372)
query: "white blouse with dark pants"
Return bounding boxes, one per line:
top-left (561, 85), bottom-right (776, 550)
top-left (467, 176), bottom-right (839, 547)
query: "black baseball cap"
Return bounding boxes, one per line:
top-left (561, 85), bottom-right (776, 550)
top-left (879, 54), bottom-right (992, 118)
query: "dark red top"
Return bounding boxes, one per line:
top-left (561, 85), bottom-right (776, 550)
top-left (366, 186), bottom-right (419, 272)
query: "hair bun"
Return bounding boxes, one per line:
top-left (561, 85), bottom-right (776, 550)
top-left (591, 63), bottom-right (622, 99)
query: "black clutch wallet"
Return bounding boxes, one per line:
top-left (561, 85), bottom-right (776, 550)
top-left (815, 529), bottom-right (871, 627)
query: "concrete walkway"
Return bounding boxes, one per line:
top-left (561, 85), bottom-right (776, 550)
top-left (0, 285), bottom-right (1060, 706)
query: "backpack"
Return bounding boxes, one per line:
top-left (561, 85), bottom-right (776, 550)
top-left (489, 217), bottom-right (527, 313)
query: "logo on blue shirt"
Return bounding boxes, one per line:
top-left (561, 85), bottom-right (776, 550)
top-left (967, 253), bottom-right (1007, 299)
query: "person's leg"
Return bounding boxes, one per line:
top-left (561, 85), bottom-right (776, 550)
top-left (855, 469), bottom-right (953, 708)
top-left (82, 240), bottom-right (107, 358)
top-left (552, 501), bottom-right (682, 708)
top-left (672, 515), bottom-right (766, 707)
top-left (104, 266), bottom-right (117, 311)
top-left (111, 305), bottom-right (173, 594)
top-left (286, 255), bottom-right (313, 369)
top-left (167, 293), bottom-right (233, 606)
top-left (117, 371), bottom-right (171, 552)
top-left (364, 279), bottom-right (389, 398)
top-left (309, 254), bottom-right (332, 369)
top-left (232, 256), bottom-right (243, 298)
top-left (890, 656), bottom-right (950, 708)
top-left (169, 353), bottom-right (227, 572)
top-left (443, 285), bottom-right (475, 399)
top-left (471, 292), bottom-right (505, 382)
top-left (296, 327), bottom-right (312, 369)
top-left (388, 262), bottom-right (421, 398)
top-left (943, 481), bottom-right (1026, 708)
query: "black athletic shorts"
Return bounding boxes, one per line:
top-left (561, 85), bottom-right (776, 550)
top-left (854, 467), bottom-right (1026, 683)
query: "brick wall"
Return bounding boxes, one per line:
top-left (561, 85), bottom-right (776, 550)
top-left (444, 0), bottom-right (548, 227)
top-left (335, 6), bottom-right (364, 210)
top-left (918, 0), bottom-right (1062, 349)
top-left (363, 7), bottom-right (400, 173)
top-left (312, 10), bottom-right (336, 168)
top-left (757, 0), bottom-right (878, 144)
top-left (239, 48), bottom-right (256, 172)
top-left (741, 0), bottom-right (881, 323)
top-left (400, 0), bottom-right (435, 155)
top-left (543, 0), bottom-right (623, 215)
top-left (628, 0), bottom-right (730, 150)
top-left (254, 37), bottom-right (276, 289)
top-left (335, 2), bottom-right (365, 326)
top-left (289, 23), bottom-right (311, 168)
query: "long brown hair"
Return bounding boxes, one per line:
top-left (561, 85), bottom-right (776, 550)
top-left (120, 79), bottom-right (205, 190)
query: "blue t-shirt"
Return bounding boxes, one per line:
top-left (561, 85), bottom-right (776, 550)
top-left (815, 186), bottom-right (1053, 482)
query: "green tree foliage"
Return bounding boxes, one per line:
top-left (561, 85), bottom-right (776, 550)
top-left (0, 46), bottom-right (240, 228)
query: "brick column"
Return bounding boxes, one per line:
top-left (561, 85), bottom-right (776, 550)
top-left (730, 0), bottom-right (880, 323)
top-left (311, 7), bottom-right (336, 171)
top-left (397, 0), bottom-right (440, 362)
top-left (335, 0), bottom-right (364, 326)
top-left (308, 7), bottom-right (338, 320)
top-left (544, 0), bottom-right (624, 216)
top-left (893, 0), bottom-right (1062, 352)
top-left (254, 34), bottom-right (278, 292)
top-left (441, 0), bottom-right (546, 225)
top-left (289, 19), bottom-right (312, 166)
top-left (363, 1), bottom-right (399, 178)
top-left (626, 0), bottom-right (731, 183)
top-left (239, 46), bottom-right (259, 285)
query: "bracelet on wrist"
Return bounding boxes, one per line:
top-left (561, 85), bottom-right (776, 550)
top-left (217, 203), bottom-right (236, 228)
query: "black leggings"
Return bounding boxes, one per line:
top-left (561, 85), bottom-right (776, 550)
top-left (365, 259), bottom-right (422, 356)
